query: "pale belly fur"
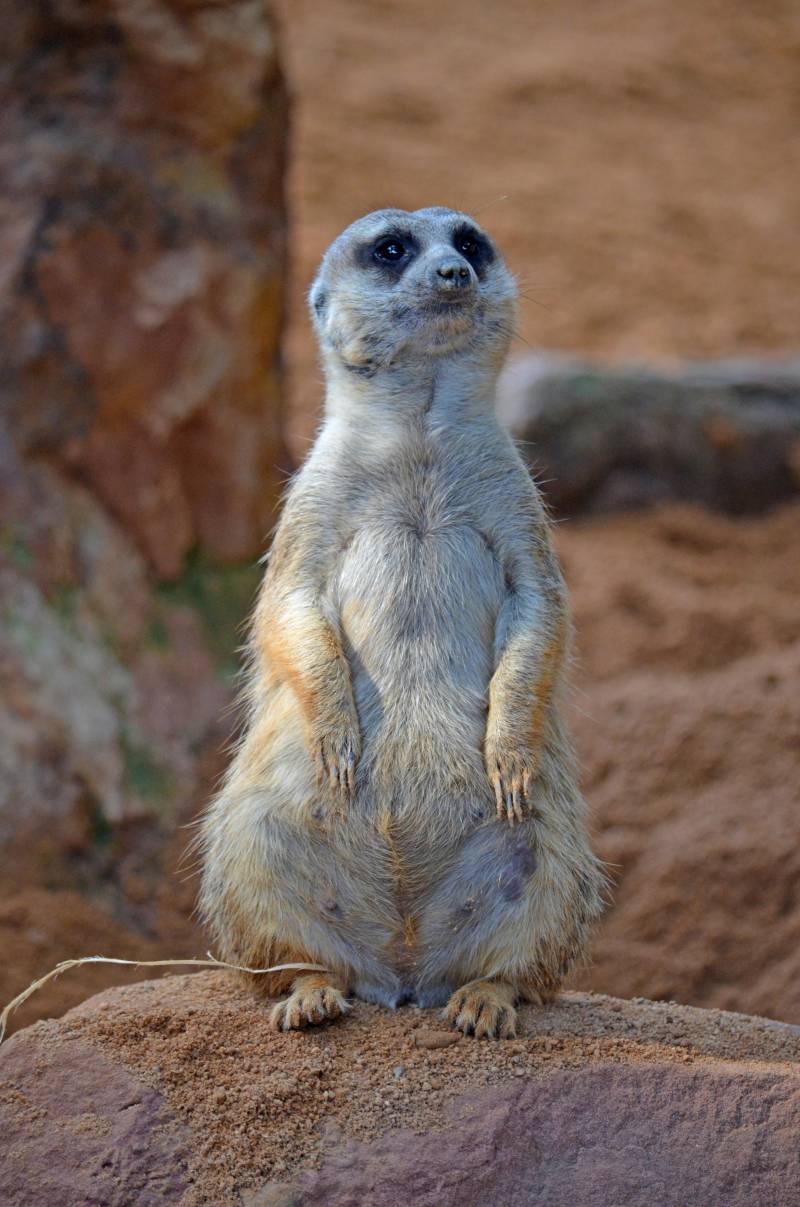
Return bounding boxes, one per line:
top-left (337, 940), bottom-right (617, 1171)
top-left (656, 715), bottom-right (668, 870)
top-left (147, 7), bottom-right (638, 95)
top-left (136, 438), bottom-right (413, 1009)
top-left (333, 516), bottom-right (505, 802)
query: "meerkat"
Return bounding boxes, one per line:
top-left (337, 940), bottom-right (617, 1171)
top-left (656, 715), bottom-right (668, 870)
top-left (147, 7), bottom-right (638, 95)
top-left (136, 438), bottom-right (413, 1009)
top-left (199, 206), bottom-right (605, 1039)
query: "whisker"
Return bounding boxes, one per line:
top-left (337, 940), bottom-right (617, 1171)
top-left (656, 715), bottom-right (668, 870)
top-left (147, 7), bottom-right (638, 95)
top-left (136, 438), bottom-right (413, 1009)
top-left (470, 194), bottom-right (511, 217)
top-left (518, 294), bottom-right (553, 311)
top-left (496, 320), bottom-right (533, 348)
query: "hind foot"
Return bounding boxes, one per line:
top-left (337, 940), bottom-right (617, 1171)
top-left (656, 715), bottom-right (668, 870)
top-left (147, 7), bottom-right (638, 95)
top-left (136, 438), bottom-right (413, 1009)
top-left (270, 973), bottom-right (351, 1032)
top-left (444, 979), bottom-right (518, 1039)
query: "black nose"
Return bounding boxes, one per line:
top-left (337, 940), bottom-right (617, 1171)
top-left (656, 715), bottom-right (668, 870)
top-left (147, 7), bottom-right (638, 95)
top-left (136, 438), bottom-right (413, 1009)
top-left (437, 258), bottom-right (472, 284)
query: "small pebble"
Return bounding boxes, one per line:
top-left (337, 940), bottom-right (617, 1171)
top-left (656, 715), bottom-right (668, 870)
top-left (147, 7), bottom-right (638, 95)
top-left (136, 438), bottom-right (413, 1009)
top-left (413, 1029), bottom-right (460, 1050)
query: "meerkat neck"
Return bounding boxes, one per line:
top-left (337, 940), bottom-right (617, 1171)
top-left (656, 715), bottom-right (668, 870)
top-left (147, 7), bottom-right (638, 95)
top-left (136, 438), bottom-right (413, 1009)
top-left (322, 354), bottom-right (502, 430)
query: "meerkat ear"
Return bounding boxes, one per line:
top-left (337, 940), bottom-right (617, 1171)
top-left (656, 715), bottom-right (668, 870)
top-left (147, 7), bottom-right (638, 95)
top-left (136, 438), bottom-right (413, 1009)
top-left (308, 275), bottom-right (328, 323)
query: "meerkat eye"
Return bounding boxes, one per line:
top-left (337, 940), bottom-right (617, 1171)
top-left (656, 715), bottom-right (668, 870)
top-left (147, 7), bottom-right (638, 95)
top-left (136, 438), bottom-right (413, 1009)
top-left (374, 238), bottom-right (407, 264)
top-left (456, 233), bottom-right (480, 259)
top-left (451, 226), bottom-right (495, 274)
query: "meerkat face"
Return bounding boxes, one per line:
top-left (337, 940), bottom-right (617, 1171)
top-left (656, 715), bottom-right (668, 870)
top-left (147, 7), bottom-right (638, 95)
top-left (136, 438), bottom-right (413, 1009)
top-left (309, 207), bottom-right (517, 375)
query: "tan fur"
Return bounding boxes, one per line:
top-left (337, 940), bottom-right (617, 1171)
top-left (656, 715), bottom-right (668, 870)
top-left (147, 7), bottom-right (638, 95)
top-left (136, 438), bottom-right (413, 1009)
top-left (199, 207), bottom-right (606, 1035)
top-left (270, 973), bottom-right (350, 1031)
top-left (444, 978), bottom-right (519, 1039)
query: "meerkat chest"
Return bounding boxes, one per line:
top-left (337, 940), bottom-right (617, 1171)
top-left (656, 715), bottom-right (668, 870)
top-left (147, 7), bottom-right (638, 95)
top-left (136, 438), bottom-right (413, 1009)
top-left (330, 443), bottom-right (505, 669)
top-left (354, 435), bottom-right (483, 537)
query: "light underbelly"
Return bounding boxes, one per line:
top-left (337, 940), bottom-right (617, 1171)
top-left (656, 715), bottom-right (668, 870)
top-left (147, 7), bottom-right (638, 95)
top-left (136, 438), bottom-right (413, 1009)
top-left (333, 520), bottom-right (504, 774)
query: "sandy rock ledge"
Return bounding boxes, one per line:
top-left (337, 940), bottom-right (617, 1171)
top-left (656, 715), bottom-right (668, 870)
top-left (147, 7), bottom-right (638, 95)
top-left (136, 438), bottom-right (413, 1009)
top-left (1, 971), bottom-right (799, 1206)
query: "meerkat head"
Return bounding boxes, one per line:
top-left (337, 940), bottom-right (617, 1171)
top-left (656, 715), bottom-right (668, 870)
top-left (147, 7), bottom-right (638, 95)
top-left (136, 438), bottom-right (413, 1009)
top-left (309, 207), bottom-right (517, 378)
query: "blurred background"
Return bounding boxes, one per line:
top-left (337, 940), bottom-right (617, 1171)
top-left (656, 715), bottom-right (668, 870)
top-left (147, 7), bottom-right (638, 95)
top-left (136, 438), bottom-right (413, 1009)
top-left (1, 0), bottom-right (798, 1034)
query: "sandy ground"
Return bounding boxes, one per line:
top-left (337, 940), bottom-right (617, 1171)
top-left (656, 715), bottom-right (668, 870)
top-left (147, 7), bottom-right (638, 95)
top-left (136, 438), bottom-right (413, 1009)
top-left (274, 0), bottom-right (800, 454)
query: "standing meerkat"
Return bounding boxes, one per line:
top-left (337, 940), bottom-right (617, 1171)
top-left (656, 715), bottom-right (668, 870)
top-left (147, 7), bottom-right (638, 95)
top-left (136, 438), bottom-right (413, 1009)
top-left (199, 207), bottom-right (605, 1038)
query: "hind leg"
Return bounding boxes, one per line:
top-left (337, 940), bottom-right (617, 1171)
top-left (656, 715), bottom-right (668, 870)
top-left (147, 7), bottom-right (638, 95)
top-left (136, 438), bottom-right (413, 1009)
top-left (270, 972), bottom-right (351, 1031)
top-left (415, 806), bottom-right (605, 1027)
top-left (199, 774), bottom-right (405, 1010)
top-left (444, 978), bottom-right (518, 1039)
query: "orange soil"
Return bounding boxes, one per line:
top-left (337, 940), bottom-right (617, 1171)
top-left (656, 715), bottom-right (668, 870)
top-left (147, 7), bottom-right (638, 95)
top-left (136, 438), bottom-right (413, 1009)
top-left (562, 502), bottom-right (800, 1020)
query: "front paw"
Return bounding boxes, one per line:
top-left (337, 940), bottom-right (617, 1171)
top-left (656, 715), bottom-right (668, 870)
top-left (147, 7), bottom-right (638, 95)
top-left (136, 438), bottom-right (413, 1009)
top-left (315, 719), bottom-right (360, 801)
top-left (485, 740), bottom-right (539, 825)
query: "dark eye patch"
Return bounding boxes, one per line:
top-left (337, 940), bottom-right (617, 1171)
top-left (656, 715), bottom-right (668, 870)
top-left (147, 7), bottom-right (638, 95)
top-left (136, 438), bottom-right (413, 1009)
top-left (452, 224), bottom-right (495, 276)
top-left (355, 230), bottom-right (417, 276)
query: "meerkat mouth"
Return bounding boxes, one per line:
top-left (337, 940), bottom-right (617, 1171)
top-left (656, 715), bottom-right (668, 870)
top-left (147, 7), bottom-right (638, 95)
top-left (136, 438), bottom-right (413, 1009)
top-left (388, 295), bottom-right (482, 354)
top-left (414, 292), bottom-right (481, 326)
top-left (420, 299), bottom-right (481, 337)
top-left (394, 289), bottom-right (477, 315)
top-left (425, 296), bottom-right (473, 312)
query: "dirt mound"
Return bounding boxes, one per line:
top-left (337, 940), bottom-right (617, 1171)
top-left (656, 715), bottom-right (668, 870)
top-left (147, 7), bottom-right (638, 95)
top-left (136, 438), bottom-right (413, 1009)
top-left (2, 972), bottom-right (799, 1205)
top-left (561, 501), bottom-right (800, 1020)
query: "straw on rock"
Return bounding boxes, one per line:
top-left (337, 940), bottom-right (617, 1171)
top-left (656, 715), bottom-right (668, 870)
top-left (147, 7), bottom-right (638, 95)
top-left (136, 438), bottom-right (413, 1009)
top-left (0, 953), bottom-right (328, 1044)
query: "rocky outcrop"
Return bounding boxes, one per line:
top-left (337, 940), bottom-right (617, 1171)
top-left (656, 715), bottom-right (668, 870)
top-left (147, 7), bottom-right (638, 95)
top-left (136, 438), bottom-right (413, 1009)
top-left (0, 0), bottom-right (290, 577)
top-left (497, 354), bottom-right (800, 516)
top-left (0, 3), bottom-right (288, 865)
top-left (1, 972), bottom-right (799, 1205)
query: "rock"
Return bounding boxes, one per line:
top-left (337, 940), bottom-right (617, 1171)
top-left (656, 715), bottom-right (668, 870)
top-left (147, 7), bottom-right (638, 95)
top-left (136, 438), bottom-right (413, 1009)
top-left (0, 0), bottom-right (290, 577)
top-left (497, 353), bottom-right (800, 517)
top-left (0, 438), bottom-right (228, 843)
top-left (0, 2), bottom-right (288, 882)
top-left (0, 1034), bottom-right (192, 1205)
top-left (412, 1028), bottom-right (460, 1049)
top-left (1, 971), bottom-right (799, 1205)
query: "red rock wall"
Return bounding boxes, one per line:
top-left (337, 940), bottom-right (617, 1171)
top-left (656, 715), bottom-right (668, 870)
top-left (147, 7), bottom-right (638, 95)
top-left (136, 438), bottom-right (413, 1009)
top-left (0, 0), bottom-right (290, 578)
top-left (0, 3), bottom-right (289, 880)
